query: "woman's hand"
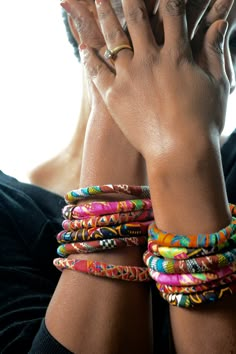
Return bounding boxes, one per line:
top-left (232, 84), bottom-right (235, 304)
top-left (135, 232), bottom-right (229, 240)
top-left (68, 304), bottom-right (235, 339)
top-left (76, 0), bottom-right (232, 166)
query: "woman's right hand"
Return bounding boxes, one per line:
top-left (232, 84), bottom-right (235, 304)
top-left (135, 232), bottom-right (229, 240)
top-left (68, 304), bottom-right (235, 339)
top-left (63, 0), bottom-right (234, 165)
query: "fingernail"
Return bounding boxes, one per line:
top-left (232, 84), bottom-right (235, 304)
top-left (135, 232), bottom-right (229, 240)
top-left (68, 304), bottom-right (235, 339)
top-left (219, 21), bottom-right (228, 38)
top-left (60, 0), bottom-right (72, 13)
top-left (79, 43), bottom-right (87, 51)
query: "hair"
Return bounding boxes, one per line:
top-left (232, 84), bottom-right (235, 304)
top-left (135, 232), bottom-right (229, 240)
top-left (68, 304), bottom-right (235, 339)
top-left (61, 8), bottom-right (81, 62)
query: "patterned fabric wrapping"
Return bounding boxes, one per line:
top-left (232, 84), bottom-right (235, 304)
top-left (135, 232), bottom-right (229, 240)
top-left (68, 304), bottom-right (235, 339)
top-left (54, 258), bottom-right (150, 282)
top-left (65, 184), bottom-right (150, 203)
top-left (55, 183), bottom-right (236, 304)
top-left (57, 222), bottom-right (151, 243)
top-left (57, 236), bottom-right (147, 256)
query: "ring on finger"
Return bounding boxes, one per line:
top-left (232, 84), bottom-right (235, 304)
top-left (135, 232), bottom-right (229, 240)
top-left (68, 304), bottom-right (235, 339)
top-left (104, 44), bottom-right (133, 60)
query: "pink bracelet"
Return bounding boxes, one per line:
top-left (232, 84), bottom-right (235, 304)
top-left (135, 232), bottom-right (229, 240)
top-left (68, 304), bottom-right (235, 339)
top-left (53, 257), bottom-right (151, 282)
top-left (156, 273), bottom-right (236, 294)
top-left (62, 209), bottom-right (154, 228)
top-left (148, 261), bottom-right (236, 286)
top-left (63, 199), bottom-right (152, 218)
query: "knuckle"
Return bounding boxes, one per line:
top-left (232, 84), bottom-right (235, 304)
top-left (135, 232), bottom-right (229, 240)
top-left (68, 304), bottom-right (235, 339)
top-left (73, 17), bottom-right (89, 35)
top-left (165, 42), bottom-right (190, 65)
top-left (126, 6), bottom-right (147, 24)
top-left (214, 1), bottom-right (229, 17)
top-left (208, 42), bottom-right (223, 56)
top-left (98, 7), bottom-right (112, 22)
top-left (106, 86), bottom-right (119, 106)
top-left (86, 63), bottom-right (105, 79)
top-left (104, 28), bottom-right (125, 44)
top-left (140, 52), bottom-right (159, 67)
top-left (165, 0), bottom-right (186, 16)
top-left (208, 32), bottom-right (225, 55)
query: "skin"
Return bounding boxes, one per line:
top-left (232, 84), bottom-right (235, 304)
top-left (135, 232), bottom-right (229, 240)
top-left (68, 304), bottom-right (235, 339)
top-left (57, 0), bottom-right (236, 354)
top-left (29, 0), bottom-right (236, 196)
top-left (40, 1), bottom-right (236, 354)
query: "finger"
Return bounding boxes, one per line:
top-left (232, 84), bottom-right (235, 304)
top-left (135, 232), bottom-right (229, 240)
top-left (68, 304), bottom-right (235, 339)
top-left (122, 0), bottom-right (158, 52)
top-left (95, 0), bottom-right (132, 62)
top-left (160, 0), bottom-right (189, 49)
top-left (224, 35), bottom-right (236, 93)
top-left (61, 0), bottom-right (105, 51)
top-left (194, 0), bottom-right (234, 44)
top-left (203, 20), bottom-right (229, 82)
top-left (186, 0), bottom-right (211, 39)
top-left (80, 43), bottom-right (115, 98)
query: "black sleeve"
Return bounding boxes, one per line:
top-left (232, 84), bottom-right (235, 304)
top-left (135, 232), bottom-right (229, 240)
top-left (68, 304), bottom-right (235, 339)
top-left (0, 171), bottom-right (64, 353)
top-left (29, 320), bottom-right (73, 354)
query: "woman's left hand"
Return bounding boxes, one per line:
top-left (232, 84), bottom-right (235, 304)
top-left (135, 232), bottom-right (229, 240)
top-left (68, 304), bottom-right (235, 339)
top-left (78, 0), bottom-right (230, 165)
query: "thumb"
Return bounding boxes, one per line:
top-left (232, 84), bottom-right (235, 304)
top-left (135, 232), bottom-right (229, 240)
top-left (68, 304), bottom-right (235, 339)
top-left (203, 20), bottom-right (229, 82)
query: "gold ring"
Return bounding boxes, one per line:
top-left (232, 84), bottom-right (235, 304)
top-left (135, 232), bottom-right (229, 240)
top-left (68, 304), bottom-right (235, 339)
top-left (104, 44), bottom-right (133, 60)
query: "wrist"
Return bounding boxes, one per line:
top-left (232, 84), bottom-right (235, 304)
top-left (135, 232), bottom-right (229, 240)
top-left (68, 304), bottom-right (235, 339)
top-left (146, 140), bottom-right (231, 234)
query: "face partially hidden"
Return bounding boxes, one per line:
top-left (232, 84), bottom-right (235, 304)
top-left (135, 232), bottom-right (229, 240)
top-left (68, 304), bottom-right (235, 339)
top-left (70, 0), bottom-right (236, 89)
top-left (110, 0), bottom-right (236, 90)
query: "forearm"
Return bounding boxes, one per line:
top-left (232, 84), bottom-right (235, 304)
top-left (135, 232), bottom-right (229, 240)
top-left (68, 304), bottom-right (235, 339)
top-left (46, 249), bottom-right (152, 354)
top-left (45, 107), bottom-right (152, 353)
top-left (79, 105), bottom-right (147, 186)
top-left (147, 139), bottom-right (235, 354)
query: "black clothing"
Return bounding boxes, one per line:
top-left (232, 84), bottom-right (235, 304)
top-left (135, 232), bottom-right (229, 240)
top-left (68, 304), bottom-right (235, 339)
top-left (0, 129), bottom-right (235, 354)
top-left (0, 171), bottom-right (64, 353)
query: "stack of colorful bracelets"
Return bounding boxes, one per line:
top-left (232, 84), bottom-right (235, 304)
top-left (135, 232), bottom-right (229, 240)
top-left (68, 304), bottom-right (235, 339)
top-left (53, 184), bottom-right (153, 282)
top-left (144, 203), bottom-right (236, 308)
top-left (53, 184), bottom-right (236, 308)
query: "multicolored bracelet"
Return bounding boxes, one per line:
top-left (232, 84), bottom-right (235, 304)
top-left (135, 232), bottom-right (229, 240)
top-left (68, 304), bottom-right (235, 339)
top-left (63, 199), bottom-right (152, 218)
top-left (57, 236), bottom-right (147, 257)
top-left (149, 232), bottom-right (236, 260)
top-left (143, 249), bottom-right (236, 274)
top-left (53, 257), bottom-right (151, 282)
top-left (62, 209), bottom-right (154, 228)
top-left (159, 282), bottom-right (236, 308)
top-left (65, 184), bottom-right (150, 204)
top-left (156, 273), bottom-right (236, 294)
top-left (148, 262), bottom-right (236, 286)
top-left (57, 221), bottom-right (151, 243)
top-left (148, 218), bottom-right (236, 249)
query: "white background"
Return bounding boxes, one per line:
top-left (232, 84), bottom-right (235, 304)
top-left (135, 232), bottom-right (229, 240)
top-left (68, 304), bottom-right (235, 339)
top-left (0, 0), bottom-right (235, 182)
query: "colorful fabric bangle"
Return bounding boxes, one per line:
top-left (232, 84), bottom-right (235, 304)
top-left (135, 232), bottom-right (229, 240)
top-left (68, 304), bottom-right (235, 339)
top-left (65, 184), bottom-right (150, 204)
top-left (57, 221), bottom-right (151, 243)
top-left (149, 232), bottom-right (236, 260)
top-left (143, 248), bottom-right (236, 274)
top-left (159, 282), bottom-right (236, 308)
top-left (63, 199), bottom-right (152, 219)
top-left (57, 236), bottom-right (147, 257)
top-left (62, 209), bottom-right (154, 228)
top-left (148, 262), bottom-right (236, 286)
top-left (156, 272), bottom-right (236, 294)
top-left (148, 214), bottom-right (236, 249)
top-left (53, 257), bottom-right (151, 282)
